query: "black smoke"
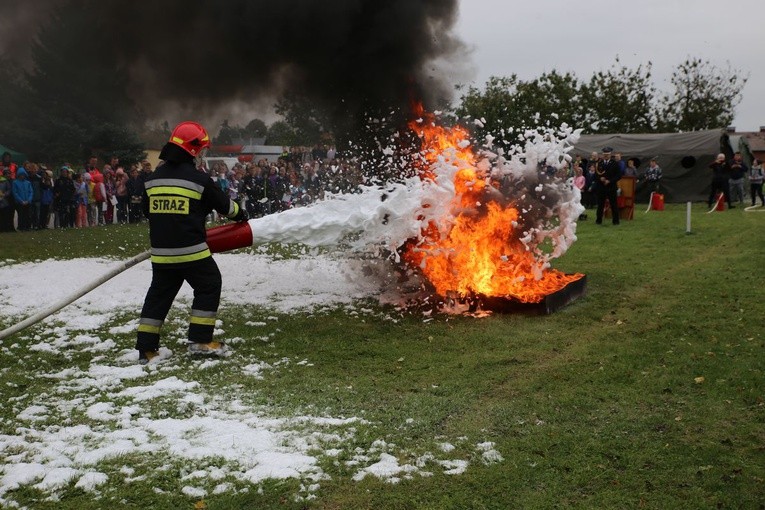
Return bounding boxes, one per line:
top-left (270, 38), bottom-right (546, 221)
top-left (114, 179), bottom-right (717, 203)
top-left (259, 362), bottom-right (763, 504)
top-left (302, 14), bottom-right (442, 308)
top-left (0, 0), bottom-right (464, 142)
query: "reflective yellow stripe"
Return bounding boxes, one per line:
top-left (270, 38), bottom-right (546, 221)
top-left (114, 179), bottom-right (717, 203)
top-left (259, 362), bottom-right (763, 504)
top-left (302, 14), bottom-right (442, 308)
top-left (137, 324), bottom-right (161, 334)
top-left (146, 179), bottom-right (205, 193)
top-left (227, 200), bottom-right (239, 218)
top-left (151, 249), bottom-right (211, 264)
top-left (190, 316), bottom-right (217, 326)
top-left (146, 186), bottom-right (202, 200)
top-left (171, 136), bottom-right (184, 144)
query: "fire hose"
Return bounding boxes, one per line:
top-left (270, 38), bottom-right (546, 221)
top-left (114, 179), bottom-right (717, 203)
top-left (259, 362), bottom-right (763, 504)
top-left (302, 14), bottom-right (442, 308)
top-left (644, 192), bottom-right (655, 213)
top-left (0, 222), bottom-right (254, 341)
top-left (706, 192), bottom-right (726, 214)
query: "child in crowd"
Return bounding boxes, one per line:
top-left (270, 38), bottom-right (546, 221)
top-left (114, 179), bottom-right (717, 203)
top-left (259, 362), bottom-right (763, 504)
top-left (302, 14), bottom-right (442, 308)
top-left (75, 173), bottom-right (89, 227)
top-left (582, 164), bottom-right (597, 209)
top-left (115, 168), bottom-right (129, 223)
top-left (750, 159), bottom-right (764, 207)
top-left (86, 172), bottom-right (97, 226)
top-left (573, 165), bottom-right (587, 220)
top-left (39, 170), bottom-right (54, 229)
top-left (624, 159), bottom-right (638, 177)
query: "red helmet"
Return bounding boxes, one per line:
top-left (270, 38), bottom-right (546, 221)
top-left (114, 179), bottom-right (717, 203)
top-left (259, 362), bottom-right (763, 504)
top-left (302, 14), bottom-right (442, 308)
top-left (169, 121), bottom-right (211, 157)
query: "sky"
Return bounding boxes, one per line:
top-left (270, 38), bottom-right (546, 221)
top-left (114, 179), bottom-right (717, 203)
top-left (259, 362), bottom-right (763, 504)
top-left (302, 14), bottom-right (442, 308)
top-left (452, 0), bottom-right (765, 132)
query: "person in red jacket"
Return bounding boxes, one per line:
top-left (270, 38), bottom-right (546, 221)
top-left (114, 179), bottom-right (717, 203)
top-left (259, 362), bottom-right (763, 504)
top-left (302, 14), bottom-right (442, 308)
top-left (1, 152), bottom-right (17, 180)
top-left (136, 121), bottom-right (248, 364)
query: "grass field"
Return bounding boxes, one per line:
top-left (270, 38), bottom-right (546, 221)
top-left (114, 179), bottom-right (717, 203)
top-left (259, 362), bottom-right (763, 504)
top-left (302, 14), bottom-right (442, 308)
top-left (0, 203), bottom-right (763, 509)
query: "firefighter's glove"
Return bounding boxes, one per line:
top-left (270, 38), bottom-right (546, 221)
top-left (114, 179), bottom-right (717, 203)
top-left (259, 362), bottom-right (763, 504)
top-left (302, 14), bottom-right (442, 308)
top-left (232, 208), bottom-right (249, 222)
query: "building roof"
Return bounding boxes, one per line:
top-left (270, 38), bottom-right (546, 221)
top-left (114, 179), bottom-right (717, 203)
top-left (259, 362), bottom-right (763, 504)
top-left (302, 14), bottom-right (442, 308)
top-left (242, 145), bottom-right (283, 155)
top-left (741, 131), bottom-right (765, 152)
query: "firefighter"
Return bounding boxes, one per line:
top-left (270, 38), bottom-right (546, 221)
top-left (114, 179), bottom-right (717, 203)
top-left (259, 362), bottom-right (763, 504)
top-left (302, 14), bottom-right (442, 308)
top-left (595, 146), bottom-right (621, 225)
top-left (136, 121), bottom-right (248, 364)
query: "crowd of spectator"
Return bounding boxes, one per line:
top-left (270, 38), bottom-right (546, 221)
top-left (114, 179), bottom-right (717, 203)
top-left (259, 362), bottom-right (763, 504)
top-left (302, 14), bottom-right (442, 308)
top-left (4, 144), bottom-right (763, 234)
top-left (0, 146), bottom-right (368, 232)
top-left (206, 145), bottom-right (366, 219)
top-left (545, 150), bottom-right (663, 211)
top-left (0, 152), bottom-right (154, 232)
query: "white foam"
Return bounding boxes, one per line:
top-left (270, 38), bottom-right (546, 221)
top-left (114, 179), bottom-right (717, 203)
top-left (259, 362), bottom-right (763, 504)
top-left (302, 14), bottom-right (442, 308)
top-left (246, 123), bottom-right (583, 273)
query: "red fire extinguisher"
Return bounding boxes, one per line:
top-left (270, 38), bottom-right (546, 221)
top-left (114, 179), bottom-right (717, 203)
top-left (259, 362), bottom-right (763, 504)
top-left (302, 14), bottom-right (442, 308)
top-left (650, 192), bottom-right (665, 211)
top-left (715, 193), bottom-right (726, 211)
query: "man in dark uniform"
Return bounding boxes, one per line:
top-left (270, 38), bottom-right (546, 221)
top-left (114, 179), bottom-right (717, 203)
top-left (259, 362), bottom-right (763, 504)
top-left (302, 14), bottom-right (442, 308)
top-left (595, 146), bottom-right (621, 225)
top-left (136, 121), bottom-right (248, 364)
top-left (707, 153), bottom-right (733, 209)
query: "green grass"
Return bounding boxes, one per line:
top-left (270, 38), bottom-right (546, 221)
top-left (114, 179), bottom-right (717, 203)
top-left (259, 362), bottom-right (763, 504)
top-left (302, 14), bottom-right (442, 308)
top-left (0, 203), bottom-right (764, 509)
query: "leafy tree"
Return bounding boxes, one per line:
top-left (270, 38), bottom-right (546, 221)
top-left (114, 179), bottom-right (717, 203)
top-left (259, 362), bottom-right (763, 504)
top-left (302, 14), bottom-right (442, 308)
top-left (456, 72), bottom-right (585, 148)
top-left (515, 71), bottom-right (585, 129)
top-left (274, 92), bottom-right (330, 146)
top-left (580, 58), bottom-right (657, 133)
top-left (454, 56), bottom-right (747, 136)
top-left (8, 1), bottom-right (145, 164)
top-left (244, 118), bottom-right (268, 139)
top-left (266, 121), bottom-right (297, 146)
top-left (0, 57), bottom-right (35, 154)
top-left (455, 75), bottom-right (523, 145)
top-left (215, 120), bottom-right (240, 145)
top-left (139, 121), bottom-right (172, 150)
top-left (90, 123), bottom-right (147, 168)
top-left (658, 57), bottom-right (748, 131)
top-left (214, 119), bottom-right (271, 145)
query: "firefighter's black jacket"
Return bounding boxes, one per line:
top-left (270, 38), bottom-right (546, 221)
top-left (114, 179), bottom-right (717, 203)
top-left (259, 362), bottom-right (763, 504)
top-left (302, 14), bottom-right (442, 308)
top-left (142, 143), bottom-right (243, 265)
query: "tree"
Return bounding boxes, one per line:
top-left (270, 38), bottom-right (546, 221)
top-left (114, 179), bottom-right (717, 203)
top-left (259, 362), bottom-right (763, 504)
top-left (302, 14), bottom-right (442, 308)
top-left (659, 57), bottom-right (748, 131)
top-left (274, 92), bottom-right (331, 146)
top-left (455, 72), bottom-right (585, 148)
top-left (580, 58), bottom-right (657, 133)
top-left (8, 1), bottom-right (145, 163)
top-left (515, 71), bottom-right (586, 129)
top-left (90, 123), bottom-right (147, 168)
top-left (215, 120), bottom-right (241, 145)
top-left (455, 75), bottom-right (523, 145)
top-left (244, 118), bottom-right (268, 139)
top-left (454, 56), bottom-right (748, 137)
top-left (213, 119), bottom-right (269, 145)
top-left (139, 121), bottom-right (172, 150)
top-left (266, 121), bottom-right (297, 146)
top-left (0, 57), bottom-right (35, 154)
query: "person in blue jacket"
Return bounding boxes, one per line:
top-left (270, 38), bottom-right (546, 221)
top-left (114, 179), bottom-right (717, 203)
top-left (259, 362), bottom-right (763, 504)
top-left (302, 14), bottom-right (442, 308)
top-left (12, 167), bottom-right (34, 231)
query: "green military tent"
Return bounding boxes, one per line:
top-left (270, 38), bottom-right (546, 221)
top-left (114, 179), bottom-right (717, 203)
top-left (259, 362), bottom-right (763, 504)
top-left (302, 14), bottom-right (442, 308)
top-left (572, 130), bottom-right (731, 203)
top-left (0, 144), bottom-right (27, 165)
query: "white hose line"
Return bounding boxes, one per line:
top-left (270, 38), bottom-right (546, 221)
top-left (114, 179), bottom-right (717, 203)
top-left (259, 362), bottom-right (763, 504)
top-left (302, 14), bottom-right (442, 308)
top-left (0, 250), bottom-right (151, 340)
top-left (644, 192), bottom-right (655, 213)
top-left (744, 204), bottom-right (765, 212)
top-left (707, 193), bottom-right (725, 214)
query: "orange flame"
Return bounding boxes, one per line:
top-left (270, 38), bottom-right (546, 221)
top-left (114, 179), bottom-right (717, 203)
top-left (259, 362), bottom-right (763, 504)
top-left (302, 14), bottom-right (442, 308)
top-left (404, 105), bottom-right (582, 303)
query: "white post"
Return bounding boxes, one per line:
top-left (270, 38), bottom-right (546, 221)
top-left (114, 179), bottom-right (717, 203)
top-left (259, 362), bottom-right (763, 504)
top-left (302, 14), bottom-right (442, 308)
top-left (686, 201), bottom-right (692, 234)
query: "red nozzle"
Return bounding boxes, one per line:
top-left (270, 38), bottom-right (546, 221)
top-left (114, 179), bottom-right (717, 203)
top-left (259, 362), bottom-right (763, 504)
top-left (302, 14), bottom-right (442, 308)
top-left (206, 222), bottom-right (253, 253)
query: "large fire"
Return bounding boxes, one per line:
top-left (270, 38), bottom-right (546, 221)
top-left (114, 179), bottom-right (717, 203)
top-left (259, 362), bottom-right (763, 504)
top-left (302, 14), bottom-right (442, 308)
top-left (403, 106), bottom-right (583, 304)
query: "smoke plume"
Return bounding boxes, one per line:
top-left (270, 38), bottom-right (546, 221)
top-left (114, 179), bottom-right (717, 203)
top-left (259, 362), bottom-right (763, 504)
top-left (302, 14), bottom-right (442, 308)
top-left (0, 0), bottom-right (466, 136)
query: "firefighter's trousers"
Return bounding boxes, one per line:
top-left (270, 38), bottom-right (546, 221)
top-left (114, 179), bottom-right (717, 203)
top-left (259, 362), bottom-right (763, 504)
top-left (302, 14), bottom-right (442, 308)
top-left (136, 256), bottom-right (222, 352)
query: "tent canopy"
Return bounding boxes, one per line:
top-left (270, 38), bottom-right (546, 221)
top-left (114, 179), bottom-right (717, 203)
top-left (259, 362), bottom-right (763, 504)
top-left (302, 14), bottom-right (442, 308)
top-left (572, 130), bottom-right (730, 203)
top-left (0, 144), bottom-right (27, 166)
